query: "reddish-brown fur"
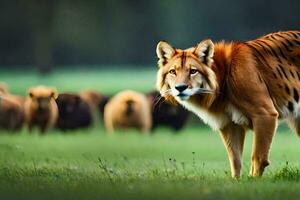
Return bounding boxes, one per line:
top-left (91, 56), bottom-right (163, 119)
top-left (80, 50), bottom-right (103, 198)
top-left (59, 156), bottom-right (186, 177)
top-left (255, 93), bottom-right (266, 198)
top-left (156, 31), bottom-right (300, 178)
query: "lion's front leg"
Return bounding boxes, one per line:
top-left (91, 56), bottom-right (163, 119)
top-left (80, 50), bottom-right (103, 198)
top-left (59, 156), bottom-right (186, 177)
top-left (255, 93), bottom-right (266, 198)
top-left (250, 114), bottom-right (278, 177)
top-left (220, 123), bottom-right (246, 178)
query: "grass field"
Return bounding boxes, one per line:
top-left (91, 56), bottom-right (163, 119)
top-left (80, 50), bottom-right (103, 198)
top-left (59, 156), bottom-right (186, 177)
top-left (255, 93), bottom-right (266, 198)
top-left (0, 67), bottom-right (156, 95)
top-left (0, 68), bottom-right (300, 200)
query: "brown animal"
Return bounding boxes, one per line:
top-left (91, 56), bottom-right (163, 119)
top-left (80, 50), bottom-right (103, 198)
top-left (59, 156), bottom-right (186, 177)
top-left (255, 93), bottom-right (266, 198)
top-left (156, 31), bottom-right (300, 178)
top-left (0, 94), bottom-right (25, 132)
top-left (104, 90), bottom-right (152, 133)
top-left (79, 90), bottom-right (109, 119)
top-left (24, 86), bottom-right (58, 133)
top-left (0, 82), bottom-right (25, 131)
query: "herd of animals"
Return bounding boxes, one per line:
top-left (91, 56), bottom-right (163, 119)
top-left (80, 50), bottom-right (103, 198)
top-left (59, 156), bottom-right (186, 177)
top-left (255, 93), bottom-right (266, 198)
top-left (0, 30), bottom-right (298, 179)
top-left (0, 82), bottom-right (190, 134)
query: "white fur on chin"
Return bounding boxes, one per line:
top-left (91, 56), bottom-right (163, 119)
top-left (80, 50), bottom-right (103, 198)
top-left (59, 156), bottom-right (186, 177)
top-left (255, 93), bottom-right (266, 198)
top-left (175, 96), bottom-right (249, 130)
top-left (175, 97), bottom-right (229, 130)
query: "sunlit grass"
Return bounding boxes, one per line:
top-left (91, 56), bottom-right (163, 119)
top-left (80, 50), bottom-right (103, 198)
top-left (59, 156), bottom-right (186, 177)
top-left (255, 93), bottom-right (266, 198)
top-left (0, 126), bottom-right (300, 200)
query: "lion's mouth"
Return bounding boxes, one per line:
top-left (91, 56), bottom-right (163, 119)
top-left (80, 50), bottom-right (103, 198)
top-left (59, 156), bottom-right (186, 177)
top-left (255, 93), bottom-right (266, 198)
top-left (176, 93), bottom-right (190, 101)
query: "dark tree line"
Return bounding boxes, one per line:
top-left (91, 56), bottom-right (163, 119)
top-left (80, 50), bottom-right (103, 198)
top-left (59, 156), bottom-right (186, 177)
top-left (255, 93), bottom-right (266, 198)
top-left (0, 0), bottom-right (299, 71)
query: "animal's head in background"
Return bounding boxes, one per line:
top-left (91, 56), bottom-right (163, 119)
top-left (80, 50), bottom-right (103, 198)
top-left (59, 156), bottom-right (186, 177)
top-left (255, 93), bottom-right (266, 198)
top-left (28, 86), bottom-right (57, 112)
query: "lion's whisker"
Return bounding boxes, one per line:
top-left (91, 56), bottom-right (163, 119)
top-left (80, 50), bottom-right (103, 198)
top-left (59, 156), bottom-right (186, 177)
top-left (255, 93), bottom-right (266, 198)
top-left (152, 89), bottom-right (171, 110)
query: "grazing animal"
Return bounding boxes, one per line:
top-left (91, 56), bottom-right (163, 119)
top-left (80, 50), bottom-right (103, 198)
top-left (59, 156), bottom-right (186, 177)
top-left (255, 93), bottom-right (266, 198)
top-left (104, 90), bottom-right (152, 133)
top-left (147, 91), bottom-right (189, 131)
top-left (24, 86), bottom-right (58, 133)
top-left (0, 82), bottom-right (27, 131)
top-left (155, 31), bottom-right (300, 178)
top-left (79, 90), bottom-right (109, 118)
top-left (56, 93), bottom-right (92, 131)
top-left (0, 94), bottom-right (25, 132)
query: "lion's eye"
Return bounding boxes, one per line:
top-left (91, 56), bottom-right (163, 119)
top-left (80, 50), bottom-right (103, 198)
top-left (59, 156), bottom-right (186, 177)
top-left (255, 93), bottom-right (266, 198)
top-left (169, 69), bottom-right (176, 75)
top-left (190, 69), bottom-right (198, 75)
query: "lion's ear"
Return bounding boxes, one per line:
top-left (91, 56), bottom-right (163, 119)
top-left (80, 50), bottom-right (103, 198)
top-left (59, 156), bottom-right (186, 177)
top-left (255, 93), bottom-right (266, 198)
top-left (156, 41), bottom-right (175, 67)
top-left (194, 39), bottom-right (214, 67)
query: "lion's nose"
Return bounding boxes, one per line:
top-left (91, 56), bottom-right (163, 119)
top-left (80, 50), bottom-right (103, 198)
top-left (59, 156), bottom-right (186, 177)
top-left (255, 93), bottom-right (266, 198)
top-left (175, 84), bottom-right (188, 92)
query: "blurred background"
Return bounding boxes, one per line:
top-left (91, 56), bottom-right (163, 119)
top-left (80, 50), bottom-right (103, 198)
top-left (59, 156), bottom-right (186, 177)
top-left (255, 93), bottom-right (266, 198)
top-left (0, 0), bottom-right (298, 129)
top-left (1, 0), bottom-right (300, 72)
top-left (0, 0), bottom-right (298, 121)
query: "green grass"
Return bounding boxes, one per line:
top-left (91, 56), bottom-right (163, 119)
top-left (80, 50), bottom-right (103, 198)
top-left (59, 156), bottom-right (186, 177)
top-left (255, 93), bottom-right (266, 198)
top-left (0, 127), bottom-right (300, 200)
top-left (0, 67), bottom-right (300, 200)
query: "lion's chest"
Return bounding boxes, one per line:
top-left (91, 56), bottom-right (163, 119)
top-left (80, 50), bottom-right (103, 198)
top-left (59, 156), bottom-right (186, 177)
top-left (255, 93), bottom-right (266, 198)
top-left (178, 100), bottom-right (249, 130)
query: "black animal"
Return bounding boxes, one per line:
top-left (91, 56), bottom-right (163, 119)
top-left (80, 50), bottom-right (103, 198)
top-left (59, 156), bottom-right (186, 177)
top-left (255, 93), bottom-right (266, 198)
top-left (148, 91), bottom-right (189, 132)
top-left (56, 93), bottom-right (92, 131)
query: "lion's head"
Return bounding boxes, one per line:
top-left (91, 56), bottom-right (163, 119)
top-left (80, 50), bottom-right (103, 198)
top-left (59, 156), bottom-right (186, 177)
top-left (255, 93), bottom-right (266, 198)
top-left (155, 40), bottom-right (218, 107)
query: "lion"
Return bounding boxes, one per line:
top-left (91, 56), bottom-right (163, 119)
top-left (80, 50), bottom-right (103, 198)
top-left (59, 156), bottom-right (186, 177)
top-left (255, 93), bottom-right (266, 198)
top-left (104, 90), bottom-right (152, 133)
top-left (155, 31), bottom-right (300, 178)
top-left (24, 85), bottom-right (58, 133)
